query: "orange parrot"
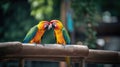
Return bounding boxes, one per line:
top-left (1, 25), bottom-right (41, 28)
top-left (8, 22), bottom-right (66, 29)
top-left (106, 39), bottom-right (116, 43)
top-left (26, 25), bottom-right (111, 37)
top-left (23, 21), bottom-right (50, 43)
top-left (50, 20), bottom-right (72, 67)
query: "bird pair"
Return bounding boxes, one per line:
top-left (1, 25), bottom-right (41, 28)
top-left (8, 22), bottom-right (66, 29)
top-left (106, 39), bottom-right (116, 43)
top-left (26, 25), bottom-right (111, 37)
top-left (23, 19), bottom-right (70, 45)
top-left (23, 20), bottom-right (71, 67)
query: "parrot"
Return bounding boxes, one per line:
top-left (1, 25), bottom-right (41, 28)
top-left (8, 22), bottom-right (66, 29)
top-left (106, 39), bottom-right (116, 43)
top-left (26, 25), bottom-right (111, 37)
top-left (23, 20), bottom-right (70, 45)
top-left (23, 20), bottom-right (59, 67)
top-left (50, 20), bottom-right (72, 67)
top-left (50, 20), bottom-right (70, 44)
top-left (23, 20), bottom-right (72, 67)
top-left (23, 21), bottom-right (50, 44)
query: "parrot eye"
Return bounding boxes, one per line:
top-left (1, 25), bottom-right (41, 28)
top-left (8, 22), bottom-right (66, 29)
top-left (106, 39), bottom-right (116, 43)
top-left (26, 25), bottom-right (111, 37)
top-left (52, 22), bottom-right (57, 28)
top-left (44, 24), bottom-right (48, 29)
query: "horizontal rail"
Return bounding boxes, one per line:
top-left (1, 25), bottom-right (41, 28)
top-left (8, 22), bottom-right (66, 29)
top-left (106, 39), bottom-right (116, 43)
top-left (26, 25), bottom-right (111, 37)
top-left (0, 42), bottom-right (119, 64)
top-left (86, 49), bottom-right (120, 64)
top-left (0, 42), bottom-right (22, 56)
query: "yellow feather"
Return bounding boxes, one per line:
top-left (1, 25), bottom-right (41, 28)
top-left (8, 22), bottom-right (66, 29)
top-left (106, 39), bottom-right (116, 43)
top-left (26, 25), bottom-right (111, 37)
top-left (54, 29), bottom-right (66, 45)
top-left (30, 21), bottom-right (47, 44)
top-left (30, 29), bottom-right (45, 44)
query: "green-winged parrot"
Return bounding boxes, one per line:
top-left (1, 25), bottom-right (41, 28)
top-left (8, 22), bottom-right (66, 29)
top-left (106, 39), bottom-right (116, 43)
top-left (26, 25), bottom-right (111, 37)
top-left (50, 20), bottom-right (72, 67)
top-left (23, 21), bottom-right (49, 43)
top-left (23, 20), bottom-right (59, 67)
top-left (23, 20), bottom-right (72, 67)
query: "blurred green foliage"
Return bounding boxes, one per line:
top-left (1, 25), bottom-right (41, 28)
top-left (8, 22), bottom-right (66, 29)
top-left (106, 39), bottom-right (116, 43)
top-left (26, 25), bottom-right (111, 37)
top-left (28, 0), bottom-right (53, 20)
top-left (28, 0), bottom-right (61, 20)
top-left (0, 0), bottom-right (37, 42)
top-left (0, 0), bottom-right (60, 42)
top-left (71, 0), bottom-right (120, 48)
top-left (71, 0), bottom-right (101, 48)
top-left (1, 0), bottom-right (120, 49)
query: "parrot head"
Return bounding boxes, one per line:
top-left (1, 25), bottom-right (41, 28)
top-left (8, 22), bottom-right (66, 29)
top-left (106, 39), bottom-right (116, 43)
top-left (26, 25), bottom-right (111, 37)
top-left (50, 20), bottom-right (63, 30)
top-left (37, 21), bottom-right (49, 30)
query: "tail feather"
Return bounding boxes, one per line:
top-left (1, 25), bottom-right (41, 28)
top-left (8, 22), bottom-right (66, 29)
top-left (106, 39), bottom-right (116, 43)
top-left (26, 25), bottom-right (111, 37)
top-left (65, 56), bottom-right (73, 67)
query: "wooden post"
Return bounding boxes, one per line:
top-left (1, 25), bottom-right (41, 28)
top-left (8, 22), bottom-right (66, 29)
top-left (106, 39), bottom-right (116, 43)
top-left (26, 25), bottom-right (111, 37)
top-left (80, 59), bottom-right (85, 67)
top-left (60, 62), bottom-right (66, 67)
top-left (19, 58), bottom-right (24, 67)
top-left (60, 0), bottom-right (67, 26)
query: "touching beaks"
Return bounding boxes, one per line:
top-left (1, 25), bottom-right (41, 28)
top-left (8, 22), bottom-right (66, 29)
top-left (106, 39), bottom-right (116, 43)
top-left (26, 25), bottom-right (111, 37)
top-left (48, 23), bottom-right (52, 30)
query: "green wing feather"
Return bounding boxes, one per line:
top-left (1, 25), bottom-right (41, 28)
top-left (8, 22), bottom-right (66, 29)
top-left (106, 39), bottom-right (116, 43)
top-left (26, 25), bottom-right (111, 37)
top-left (23, 25), bottom-right (38, 43)
top-left (41, 28), bottom-right (56, 44)
top-left (62, 28), bottom-right (72, 67)
top-left (62, 27), bottom-right (71, 44)
top-left (41, 27), bottom-right (70, 44)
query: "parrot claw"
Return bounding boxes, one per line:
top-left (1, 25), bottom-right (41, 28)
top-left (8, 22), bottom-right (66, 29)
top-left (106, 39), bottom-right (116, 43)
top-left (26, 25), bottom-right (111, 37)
top-left (43, 44), bottom-right (45, 46)
top-left (62, 45), bottom-right (65, 48)
top-left (34, 43), bottom-right (37, 46)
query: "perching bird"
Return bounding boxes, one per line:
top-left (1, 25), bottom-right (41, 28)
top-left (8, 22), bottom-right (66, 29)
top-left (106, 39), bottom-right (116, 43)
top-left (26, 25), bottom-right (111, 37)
top-left (23, 20), bottom-right (59, 67)
top-left (50, 20), bottom-right (72, 67)
top-left (23, 20), bottom-right (70, 45)
top-left (23, 21), bottom-right (50, 44)
top-left (23, 20), bottom-right (72, 67)
top-left (50, 20), bottom-right (70, 44)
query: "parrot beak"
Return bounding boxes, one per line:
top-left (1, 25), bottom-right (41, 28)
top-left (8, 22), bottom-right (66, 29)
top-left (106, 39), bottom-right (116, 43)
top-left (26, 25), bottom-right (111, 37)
top-left (48, 23), bottom-right (52, 30)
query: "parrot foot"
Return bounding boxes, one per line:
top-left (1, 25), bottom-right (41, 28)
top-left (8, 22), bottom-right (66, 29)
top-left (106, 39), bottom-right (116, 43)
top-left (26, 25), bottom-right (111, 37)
top-left (42, 44), bottom-right (45, 46)
top-left (62, 44), bottom-right (66, 48)
top-left (34, 43), bottom-right (37, 46)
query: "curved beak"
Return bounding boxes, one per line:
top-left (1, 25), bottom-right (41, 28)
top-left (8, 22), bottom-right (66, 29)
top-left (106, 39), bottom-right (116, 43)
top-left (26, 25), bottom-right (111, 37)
top-left (48, 23), bottom-right (52, 30)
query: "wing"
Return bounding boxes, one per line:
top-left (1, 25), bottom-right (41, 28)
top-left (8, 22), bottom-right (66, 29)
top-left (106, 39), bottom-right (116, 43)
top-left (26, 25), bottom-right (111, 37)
top-left (23, 25), bottom-right (38, 43)
top-left (62, 28), bottom-right (72, 67)
top-left (41, 28), bottom-right (56, 44)
top-left (62, 27), bottom-right (71, 44)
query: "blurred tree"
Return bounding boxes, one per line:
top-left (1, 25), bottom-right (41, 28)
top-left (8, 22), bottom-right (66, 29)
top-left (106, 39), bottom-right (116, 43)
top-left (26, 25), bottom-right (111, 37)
top-left (28, 0), bottom-right (53, 20)
top-left (0, 0), bottom-right (37, 42)
top-left (71, 0), bottom-right (101, 48)
top-left (0, 0), bottom-right (61, 42)
top-left (28, 0), bottom-right (61, 20)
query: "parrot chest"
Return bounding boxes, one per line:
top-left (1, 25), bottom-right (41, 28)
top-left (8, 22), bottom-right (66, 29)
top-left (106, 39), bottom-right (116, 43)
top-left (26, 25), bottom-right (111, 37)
top-left (54, 29), bottom-right (66, 45)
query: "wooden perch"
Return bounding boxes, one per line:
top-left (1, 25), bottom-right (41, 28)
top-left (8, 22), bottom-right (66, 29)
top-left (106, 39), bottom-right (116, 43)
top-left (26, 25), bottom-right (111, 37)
top-left (0, 42), bottom-right (22, 56)
top-left (86, 49), bottom-right (119, 64)
top-left (18, 43), bottom-right (89, 57)
top-left (0, 42), bottom-right (119, 64)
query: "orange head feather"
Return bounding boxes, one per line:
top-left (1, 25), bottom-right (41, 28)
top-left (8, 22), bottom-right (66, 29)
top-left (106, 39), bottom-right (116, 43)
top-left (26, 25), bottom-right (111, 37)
top-left (50, 20), bottom-right (63, 30)
top-left (37, 21), bottom-right (49, 30)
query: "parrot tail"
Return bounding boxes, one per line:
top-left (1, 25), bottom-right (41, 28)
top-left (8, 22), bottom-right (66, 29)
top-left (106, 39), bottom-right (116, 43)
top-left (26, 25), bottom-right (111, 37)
top-left (65, 56), bottom-right (73, 67)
